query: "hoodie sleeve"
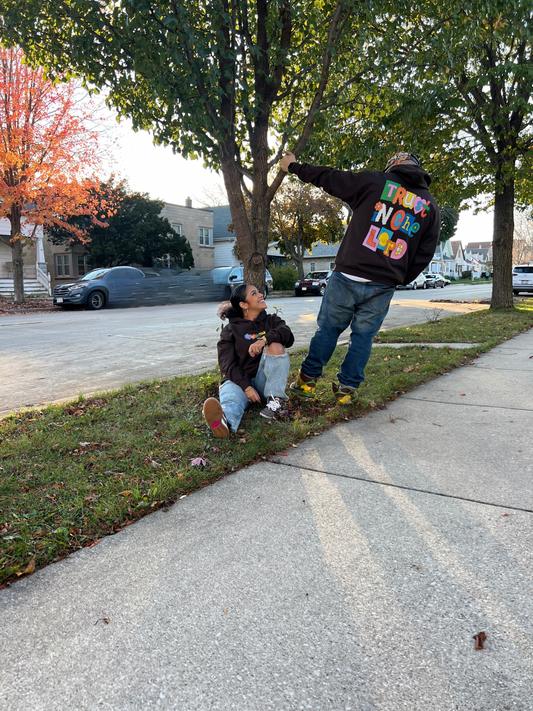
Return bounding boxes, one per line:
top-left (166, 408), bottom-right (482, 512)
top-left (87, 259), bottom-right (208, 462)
top-left (217, 326), bottom-right (252, 391)
top-left (403, 203), bottom-right (441, 285)
top-left (264, 314), bottom-right (295, 348)
top-left (289, 162), bottom-right (367, 205)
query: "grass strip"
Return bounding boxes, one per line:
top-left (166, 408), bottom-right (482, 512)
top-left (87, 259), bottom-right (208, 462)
top-left (1, 300), bottom-right (532, 586)
top-left (375, 300), bottom-right (533, 343)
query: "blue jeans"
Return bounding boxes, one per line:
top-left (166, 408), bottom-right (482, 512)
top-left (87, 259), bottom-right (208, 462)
top-left (219, 351), bottom-right (290, 432)
top-left (301, 271), bottom-right (395, 389)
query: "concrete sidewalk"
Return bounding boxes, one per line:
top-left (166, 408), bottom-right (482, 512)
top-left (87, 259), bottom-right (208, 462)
top-left (1, 331), bottom-right (532, 710)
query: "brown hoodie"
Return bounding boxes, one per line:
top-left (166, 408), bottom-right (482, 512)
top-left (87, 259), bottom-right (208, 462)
top-left (217, 310), bottom-right (294, 391)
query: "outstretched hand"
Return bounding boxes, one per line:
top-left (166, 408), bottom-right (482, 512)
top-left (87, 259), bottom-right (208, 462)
top-left (280, 151), bottom-right (296, 172)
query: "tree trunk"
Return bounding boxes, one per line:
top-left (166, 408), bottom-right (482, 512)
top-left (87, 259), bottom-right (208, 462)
top-left (491, 178), bottom-right (515, 309)
top-left (10, 206), bottom-right (25, 304)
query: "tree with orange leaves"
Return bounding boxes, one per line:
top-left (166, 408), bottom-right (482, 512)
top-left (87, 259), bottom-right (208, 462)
top-left (0, 46), bottom-right (106, 302)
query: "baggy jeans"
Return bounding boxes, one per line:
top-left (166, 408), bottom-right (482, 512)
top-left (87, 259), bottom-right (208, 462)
top-left (301, 271), bottom-right (395, 389)
top-left (219, 351), bottom-right (290, 432)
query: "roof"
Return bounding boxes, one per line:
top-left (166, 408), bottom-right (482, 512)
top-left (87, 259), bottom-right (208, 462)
top-left (212, 205), bottom-right (235, 241)
top-left (464, 242), bottom-right (492, 251)
top-left (303, 242), bottom-right (341, 258)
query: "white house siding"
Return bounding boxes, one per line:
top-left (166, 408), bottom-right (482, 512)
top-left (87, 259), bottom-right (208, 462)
top-left (214, 241), bottom-right (238, 268)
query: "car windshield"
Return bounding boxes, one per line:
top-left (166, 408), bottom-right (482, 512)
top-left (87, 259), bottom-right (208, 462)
top-left (304, 272), bottom-right (328, 279)
top-left (77, 269), bottom-right (110, 281)
top-left (515, 267), bottom-right (533, 274)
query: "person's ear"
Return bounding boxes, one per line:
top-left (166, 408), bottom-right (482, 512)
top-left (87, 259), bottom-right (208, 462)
top-left (239, 300), bottom-right (248, 311)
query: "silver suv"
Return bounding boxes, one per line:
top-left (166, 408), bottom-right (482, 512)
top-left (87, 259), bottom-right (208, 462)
top-left (512, 264), bottom-right (533, 295)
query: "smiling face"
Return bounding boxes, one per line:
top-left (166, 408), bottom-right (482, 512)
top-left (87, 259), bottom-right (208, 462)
top-left (240, 284), bottom-right (267, 318)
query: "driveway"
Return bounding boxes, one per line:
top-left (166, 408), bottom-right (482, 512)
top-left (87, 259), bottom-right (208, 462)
top-left (0, 285), bottom-right (492, 415)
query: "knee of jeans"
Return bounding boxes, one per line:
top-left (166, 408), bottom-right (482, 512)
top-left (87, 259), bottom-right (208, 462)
top-left (265, 342), bottom-right (285, 356)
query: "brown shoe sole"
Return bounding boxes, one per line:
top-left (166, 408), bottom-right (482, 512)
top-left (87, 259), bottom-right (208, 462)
top-left (203, 398), bottom-right (229, 438)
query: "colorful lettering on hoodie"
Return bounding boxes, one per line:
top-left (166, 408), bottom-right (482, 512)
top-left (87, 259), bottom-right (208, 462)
top-left (362, 180), bottom-right (430, 260)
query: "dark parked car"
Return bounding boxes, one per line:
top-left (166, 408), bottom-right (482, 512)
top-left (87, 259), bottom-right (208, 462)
top-left (294, 271), bottom-right (330, 296)
top-left (53, 266), bottom-right (183, 310)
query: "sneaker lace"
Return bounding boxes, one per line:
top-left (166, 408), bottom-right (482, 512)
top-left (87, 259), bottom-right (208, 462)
top-left (267, 397), bottom-right (282, 412)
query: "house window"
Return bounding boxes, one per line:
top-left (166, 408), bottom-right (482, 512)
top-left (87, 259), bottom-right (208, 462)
top-left (329, 262), bottom-right (335, 270)
top-left (55, 254), bottom-right (70, 277)
top-left (310, 262), bottom-right (316, 272)
top-left (171, 223), bottom-right (182, 235)
top-left (77, 255), bottom-right (89, 276)
top-left (199, 227), bottom-right (212, 246)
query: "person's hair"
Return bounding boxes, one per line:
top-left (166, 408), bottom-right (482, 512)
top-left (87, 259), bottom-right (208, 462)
top-left (218, 283), bottom-right (250, 320)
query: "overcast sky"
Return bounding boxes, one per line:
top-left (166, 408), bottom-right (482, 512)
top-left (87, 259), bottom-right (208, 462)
top-left (106, 115), bottom-right (494, 246)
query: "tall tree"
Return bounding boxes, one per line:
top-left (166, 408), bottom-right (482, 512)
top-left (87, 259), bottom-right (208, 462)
top-left (270, 181), bottom-right (344, 278)
top-left (47, 179), bottom-right (194, 269)
top-left (0, 46), bottom-right (104, 302)
top-left (0, 0), bottom-right (371, 291)
top-left (310, 0), bottom-right (533, 308)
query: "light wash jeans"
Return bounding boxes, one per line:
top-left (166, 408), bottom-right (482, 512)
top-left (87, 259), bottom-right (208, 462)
top-left (219, 351), bottom-right (290, 432)
top-left (301, 271), bottom-right (395, 389)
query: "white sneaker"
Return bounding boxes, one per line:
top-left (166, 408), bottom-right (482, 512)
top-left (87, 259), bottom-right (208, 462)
top-left (260, 396), bottom-right (286, 420)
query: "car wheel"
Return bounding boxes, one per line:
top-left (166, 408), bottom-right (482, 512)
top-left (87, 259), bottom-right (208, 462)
top-left (87, 291), bottom-right (106, 310)
top-left (513, 290), bottom-right (519, 295)
top-left (412, 282), bottom-right (417, 290)
top-left (440, 282), bottom-right (444, 288)
top-left (422, 281), bottom-right (427, 289)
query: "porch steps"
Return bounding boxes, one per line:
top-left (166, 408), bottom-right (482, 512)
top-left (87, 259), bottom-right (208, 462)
top-left (0, 278), bottom-right (50, 298)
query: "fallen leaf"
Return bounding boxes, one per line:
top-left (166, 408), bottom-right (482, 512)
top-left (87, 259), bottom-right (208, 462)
top-left (279, 452), bottom-right (289, 456)
top-left (503, 513), bottom-right (510, 516)
top-left (473, 631), bottom-right (487, 650)
top-left (404, 366), bottom-right (414, 373)
top-left (190, 457), bottom-right (207, 467)
top-left (120, 490), bottom-right (132, 496)
top-left (460, 393), bottom-right (466, 396)
top-left (15, 558), bottom-right (36, 576)
top-left (22, 485), bottom-right (30, 492)
top-left (238, 437), bottom-right (247, 443)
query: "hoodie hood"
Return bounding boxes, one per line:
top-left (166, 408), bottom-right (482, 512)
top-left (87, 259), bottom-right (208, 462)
top-left (387, 163), bottom-right (432, 189)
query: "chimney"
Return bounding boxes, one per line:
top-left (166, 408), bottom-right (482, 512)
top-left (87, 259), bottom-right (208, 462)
top-left (185, 197), bottom-right (192, 208)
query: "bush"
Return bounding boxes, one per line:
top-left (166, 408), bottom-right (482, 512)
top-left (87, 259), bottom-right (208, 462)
top-left (461, 270), bottom-right (472, 280)
top-left (269, 264), bottom-right (298, 290)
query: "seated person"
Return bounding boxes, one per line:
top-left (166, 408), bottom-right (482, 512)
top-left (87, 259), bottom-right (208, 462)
top-left (203, 283), bottom-right (294, 437)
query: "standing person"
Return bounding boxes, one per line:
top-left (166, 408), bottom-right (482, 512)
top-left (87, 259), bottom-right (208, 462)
top-left (280, 150), bottom-right (441, 404)
top-left (203, 283), bottom-right (294, 437)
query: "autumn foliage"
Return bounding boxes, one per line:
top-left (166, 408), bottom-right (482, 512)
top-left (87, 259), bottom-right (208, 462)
top-left (0, 46), bottom-right (109, 301)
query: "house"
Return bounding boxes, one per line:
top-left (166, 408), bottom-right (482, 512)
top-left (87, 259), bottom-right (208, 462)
top-left (160, 198), bottom-right (214, 271)
top-left (212, 205), bottom-right (237, 267)
top-left (44, 197), bottom-right (215, 291)
top-left (449, 241), bottom-right (468, 276)
top-left (464, 241), bottom-right (493, 265)
top-left (0, 218), bottom-right (51, 297)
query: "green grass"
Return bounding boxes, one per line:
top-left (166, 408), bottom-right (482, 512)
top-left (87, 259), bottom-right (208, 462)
top-left (1, 299), bottom-right (532, 586)
top-left (375, 299), bottom-right (533, 343)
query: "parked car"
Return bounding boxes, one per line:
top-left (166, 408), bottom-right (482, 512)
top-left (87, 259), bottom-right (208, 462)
top-left (210, 266), bottom-right (273, 297)
top-left (396, 273), bottom-right (427, 290)
top-left (294, 271), bottom-right (330, 296)
top-left (424, 273), bottom-right (446, 288)
top-left (53, 266), bottom-right (185, 310)
top-left (512, 264), bottom-right (533, 295)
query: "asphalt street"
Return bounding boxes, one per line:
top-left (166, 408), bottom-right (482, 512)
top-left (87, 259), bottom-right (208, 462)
top-left (0, 283), bottom-right (492, 415)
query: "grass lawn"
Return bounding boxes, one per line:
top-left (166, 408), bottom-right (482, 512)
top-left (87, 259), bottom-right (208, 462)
top-left (1, 299), bottom-right (532, 586)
